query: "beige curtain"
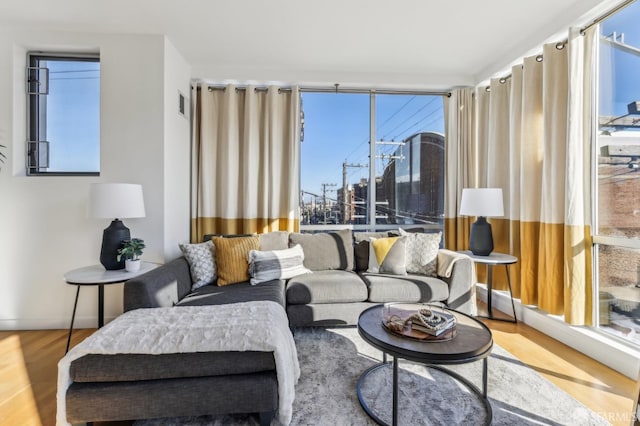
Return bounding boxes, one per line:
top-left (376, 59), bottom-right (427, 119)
top-left (477, 29), bottom-right (596, 324)
top-left (443, 87), bottom-right (476, 250)
top-left (518, 55), bottom-right (544, 304)
top-left (191, 84), bottom-right (300, 241)
top-left (484, 77), bottom-right (513, 289)
top-left (564, 27), bottom-right (595, 325)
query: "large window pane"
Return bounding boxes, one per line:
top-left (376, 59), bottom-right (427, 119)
top-left (300, 93), bottom-right (369, 225)
top-left (376, 94), bottom-right (445, 228)
top-left (595, 1), bottom-right (640, 344)
top-left (300, 91), bottom-right (444, 231)
top-left (598, 245), bottom-right (640, 343)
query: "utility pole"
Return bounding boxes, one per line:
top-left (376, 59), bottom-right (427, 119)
top-left (321, 183), bottom-right (337, 225)
top-left (342, 161), bottom-right (367, 224)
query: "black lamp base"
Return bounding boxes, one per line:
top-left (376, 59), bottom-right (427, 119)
top-left (469, 216), bottom-right (494, 256)
top-left (100, 219), bottom-right (130, 270)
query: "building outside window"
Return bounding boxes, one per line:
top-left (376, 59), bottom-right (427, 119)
top-left (27, 53), bottom-right (100, 175)
top-left (300, 91), bottom-right (445, 233)
top-left (594, 1), bottom-right (640, 344)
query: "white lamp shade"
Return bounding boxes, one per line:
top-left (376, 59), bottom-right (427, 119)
top-left (459, 188), bottom-right (504, 217)
top-left (89, 183), bottom-right (146, 219)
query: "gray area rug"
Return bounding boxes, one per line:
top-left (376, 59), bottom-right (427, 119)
top-left (135, 327), bottom-right (608, 425)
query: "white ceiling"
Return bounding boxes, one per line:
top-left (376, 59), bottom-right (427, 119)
top-left (0, 0), bottom-right (614, 89)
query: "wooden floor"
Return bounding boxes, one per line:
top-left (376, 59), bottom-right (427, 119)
top-left (0, 311), bottom-right (637, 426)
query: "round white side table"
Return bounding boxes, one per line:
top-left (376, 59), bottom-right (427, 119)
top-left (459, 251), bottom-right (518, 323)
top-left (64, 262), bottom-right (158, 352)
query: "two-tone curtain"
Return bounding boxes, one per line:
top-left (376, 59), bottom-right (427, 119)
top-left (443, 87), bottom-right (476, 250)
top-left (478, 27), bottom-right (596, 324)
top-left (191, 84), bottom-right (301, 241)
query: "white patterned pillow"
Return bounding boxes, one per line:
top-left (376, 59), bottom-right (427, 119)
top-left (179, 240), bottom-right (216, 290)
top-left (248, 244), bottom-right (311, 285)
top-left (398, 229), bottom-right (441, 277)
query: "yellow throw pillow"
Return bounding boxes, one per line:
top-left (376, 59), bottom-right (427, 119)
top-left (212, 235), bottom-right (260, 286)
top-left (367, 236), bottom-right (407, 275)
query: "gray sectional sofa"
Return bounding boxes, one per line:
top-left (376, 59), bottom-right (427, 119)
top-left (123, 229), bottom-right (475, 323)
top-left (64, 229), bottom-right (474, 425)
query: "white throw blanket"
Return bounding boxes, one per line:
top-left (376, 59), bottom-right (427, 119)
top-left (57, 301), bottom-right (300, 426)
top-left (437, 249), bottom-right (470, 278)
top-left (437, 249), bottom-right (477, 315)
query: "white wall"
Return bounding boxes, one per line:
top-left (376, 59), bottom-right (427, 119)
top-left (163, 38), bottom-right (191, 259)
top-left (0, 29), bottom-right (191, 330)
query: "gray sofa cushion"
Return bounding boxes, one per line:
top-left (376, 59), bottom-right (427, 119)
top-left (353, 231), bottom-right (390, 243)
top-left (259, 231), bottom-right (290, 251)
top-left (287, 302), bottom-right (376, 327)
top-left (123, 257), bottom-right (192, 311)
top-left (286, 270), bottom-right (367, 304)
top-left (289, 229), bottom-right (354, 271)
top-left (360, 272), bottom-right (449, 303)
top-left (176, 279), bottom-right (285, 307)
top-left (70, 351), bottom-right (275, 382)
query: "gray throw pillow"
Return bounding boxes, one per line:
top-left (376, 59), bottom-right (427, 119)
top-left (259, 231), bottom-right (290, 251)
top-left (179, 240), bottom-right (216, 290)
top-left (289, 229), bottom-right (354, 271)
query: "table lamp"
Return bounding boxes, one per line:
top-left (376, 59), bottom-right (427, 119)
top-left (459, 188), bottom-right (504, 256)
top-left (89, 183), bottom-right (146, 270)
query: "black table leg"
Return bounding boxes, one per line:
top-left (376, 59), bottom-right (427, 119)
top-left (392, 356), bottom-right (398, 426)
top-left (482, 357), bottom-right (488, 398)
top-left (98, 284), bottom-right (104, 328)
top-left (481, 264), bottom-right (517, 323)
top-left (486, 265), bottom-right (494, 317)
top-left (66, 286), bottom-right (80, 353)
top-left (505, 265), bottom-right (518, 323)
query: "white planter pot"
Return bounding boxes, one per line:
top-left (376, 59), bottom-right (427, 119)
top-left (125, 259), bottom-right (141, 272)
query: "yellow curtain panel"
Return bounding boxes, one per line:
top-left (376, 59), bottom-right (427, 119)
top-left (190, 84), bottom-right (301, 241)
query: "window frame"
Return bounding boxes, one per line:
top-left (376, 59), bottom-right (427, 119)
top-left (26, 52), bottom-right (100, 176)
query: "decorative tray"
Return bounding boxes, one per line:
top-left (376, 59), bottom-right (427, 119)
top-left (381, 303), bottom-right (457, 342)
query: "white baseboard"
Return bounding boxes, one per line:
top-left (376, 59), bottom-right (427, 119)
top-left (0, 316), bottom-right (116, 330)
top-left (477, 284), bottom-right (640, 379)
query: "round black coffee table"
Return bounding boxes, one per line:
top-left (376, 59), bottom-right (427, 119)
top-left (357, 304), bottom-right (493, 426)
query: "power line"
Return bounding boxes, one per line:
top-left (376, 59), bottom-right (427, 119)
top-left (376, 96), bottom-right (416, 134)
top-left (392, 107), bottom-right (443, 141)
top-left (381, 97), bottom-right (438, 140)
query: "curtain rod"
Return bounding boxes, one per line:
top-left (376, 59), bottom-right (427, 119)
top-left (196, 85), bottom-right (292, 93)
top-left (300, 86), bottom-right (450, 97)
top-left (194, 82), bottom-right (450, 97)
top-left (581, 0), bottom-right (636, 34)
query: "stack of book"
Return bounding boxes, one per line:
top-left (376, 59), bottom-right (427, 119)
top-left (410, 308), bottom-right (456, 336)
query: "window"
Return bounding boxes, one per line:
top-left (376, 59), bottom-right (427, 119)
top-left (26, 53), bottom-right (100, 175)
top-left (300, 91), bottom-right (445, 232)
top-left (594, 1), bottom-right (640, 344)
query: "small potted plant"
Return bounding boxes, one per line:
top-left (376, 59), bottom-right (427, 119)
top-left (117, 238), bottom-right (146, 272)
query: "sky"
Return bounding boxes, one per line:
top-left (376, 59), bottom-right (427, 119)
top-left (46, 59), bottom-right (100, 172)
top-left (600, 1), bottom-right (640, 118)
